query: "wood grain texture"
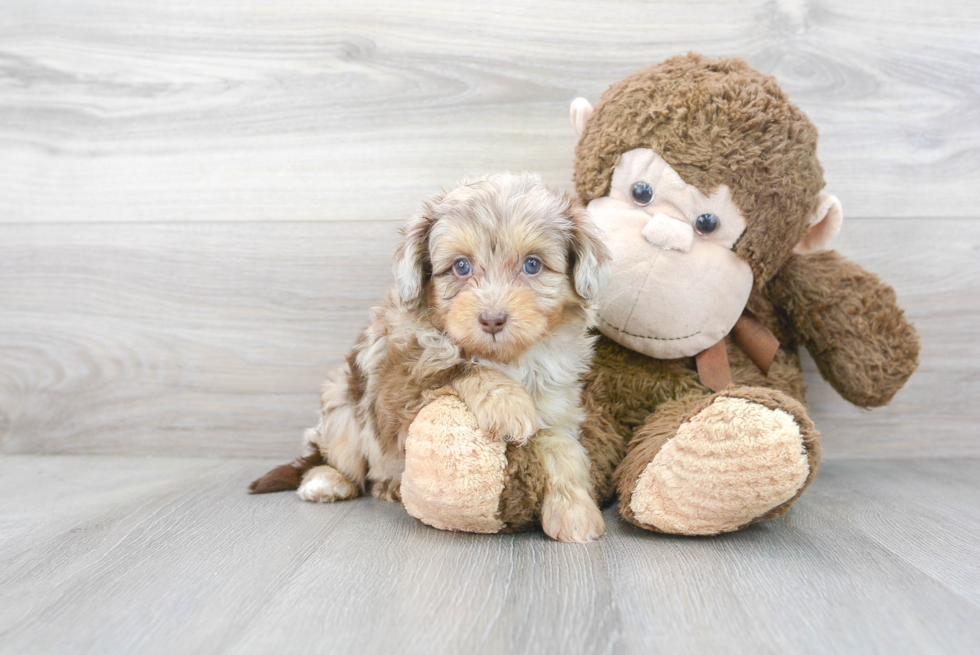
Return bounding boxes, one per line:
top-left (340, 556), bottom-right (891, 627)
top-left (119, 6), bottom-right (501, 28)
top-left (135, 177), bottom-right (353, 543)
top-left (2, 218), bottom-right (976, 458)
top-left (0, 455), bottom-right (978, 654)
top-left (1, 0), bottom-right (979, 224)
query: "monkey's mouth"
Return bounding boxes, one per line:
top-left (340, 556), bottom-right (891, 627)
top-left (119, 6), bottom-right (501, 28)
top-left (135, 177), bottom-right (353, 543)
top-left (597, 313), bottom-right (701, 342)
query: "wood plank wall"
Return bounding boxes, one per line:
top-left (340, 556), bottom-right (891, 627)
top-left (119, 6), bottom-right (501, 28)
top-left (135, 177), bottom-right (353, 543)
top-left (2, 0), bottom-right (978, 458)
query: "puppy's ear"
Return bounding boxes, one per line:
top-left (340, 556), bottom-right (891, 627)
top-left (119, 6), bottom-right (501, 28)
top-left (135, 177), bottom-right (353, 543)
top-left (393, 202), bottom-right (439, 308)
top-left (566, 197), bottom-right (609, 301)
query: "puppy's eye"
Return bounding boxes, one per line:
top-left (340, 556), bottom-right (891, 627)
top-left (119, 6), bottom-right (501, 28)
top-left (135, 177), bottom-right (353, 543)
top-left (522, 257), bottom-right (542, 275)
top-left (631, 181), bottom-right (654, 206)
top-left (453, 259), bottom-right (472, 276)
top-left (695, 213), bottom-right (720, 235)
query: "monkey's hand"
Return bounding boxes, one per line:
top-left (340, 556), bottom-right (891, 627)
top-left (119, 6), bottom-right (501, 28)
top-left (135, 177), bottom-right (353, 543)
top-left (768, 251), bottom-right (920, 407)
top-left (452, 368), bottom-right (539, 445)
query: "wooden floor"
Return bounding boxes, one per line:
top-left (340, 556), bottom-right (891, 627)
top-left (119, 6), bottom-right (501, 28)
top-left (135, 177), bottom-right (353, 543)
top-left (0, 455), bottom-right (977, 654)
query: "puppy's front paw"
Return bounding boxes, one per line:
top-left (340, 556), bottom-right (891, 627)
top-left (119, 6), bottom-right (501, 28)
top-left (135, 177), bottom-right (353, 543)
top-left (541, 492), bottom-right (605, 543)
top-left (473, 389), bottom-right (538, 445)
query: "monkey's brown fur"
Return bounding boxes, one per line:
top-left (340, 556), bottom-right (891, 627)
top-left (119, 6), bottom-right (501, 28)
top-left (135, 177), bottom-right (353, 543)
top-left (767, 251), bottom-right (920, 407)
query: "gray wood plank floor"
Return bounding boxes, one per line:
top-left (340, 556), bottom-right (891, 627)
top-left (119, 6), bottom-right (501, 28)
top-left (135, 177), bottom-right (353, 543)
top-left (1, 455), bottom-right (978, 655)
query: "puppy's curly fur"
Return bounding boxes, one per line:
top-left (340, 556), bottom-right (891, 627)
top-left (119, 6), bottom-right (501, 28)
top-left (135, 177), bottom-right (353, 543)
top-left (250, 173), bottom-right (610, 542)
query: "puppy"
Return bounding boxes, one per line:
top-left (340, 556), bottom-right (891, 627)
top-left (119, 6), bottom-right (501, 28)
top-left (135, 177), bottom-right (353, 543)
top-left (249, 173), bottom-right (610, 542)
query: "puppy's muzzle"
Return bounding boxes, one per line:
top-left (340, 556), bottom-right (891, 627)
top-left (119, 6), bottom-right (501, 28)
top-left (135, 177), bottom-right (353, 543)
top-left (479, 310), bottom-right (508, 335)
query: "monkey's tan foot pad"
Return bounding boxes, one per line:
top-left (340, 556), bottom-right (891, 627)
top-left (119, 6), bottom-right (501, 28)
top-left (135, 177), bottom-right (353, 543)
top-left (402, 395), bottom-right (508, 533)
top-left (628, 397), bottom-right (810, 535)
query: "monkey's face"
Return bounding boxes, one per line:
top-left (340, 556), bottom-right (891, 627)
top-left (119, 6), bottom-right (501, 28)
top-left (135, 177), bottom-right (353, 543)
top-left (587, 148), bottom-right (754, 359)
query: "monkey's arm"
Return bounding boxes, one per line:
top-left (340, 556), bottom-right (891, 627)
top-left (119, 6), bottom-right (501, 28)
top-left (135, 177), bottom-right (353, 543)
top-left (767, 251), bottom-right (919, 408)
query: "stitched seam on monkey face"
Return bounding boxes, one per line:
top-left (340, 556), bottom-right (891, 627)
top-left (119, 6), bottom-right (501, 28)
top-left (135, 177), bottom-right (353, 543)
top-left (620, 246), bottom-right (662, 331)
top-left (598, 313), bottom-right (701, 341)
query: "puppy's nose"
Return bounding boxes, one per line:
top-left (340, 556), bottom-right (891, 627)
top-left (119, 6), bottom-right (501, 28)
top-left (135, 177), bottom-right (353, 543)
top-left (479, 311), bottom-right (508, 335)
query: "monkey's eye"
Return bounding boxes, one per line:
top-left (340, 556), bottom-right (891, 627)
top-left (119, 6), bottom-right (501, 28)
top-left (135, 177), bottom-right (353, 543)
top-left (695, 214), bottom-right (720, 235)
top-left (522, 257), bottom-right (542, 275)
top-left (631, 181), bottom-right (654, 206)
top-left (453, 259), bottom-right (472, 276)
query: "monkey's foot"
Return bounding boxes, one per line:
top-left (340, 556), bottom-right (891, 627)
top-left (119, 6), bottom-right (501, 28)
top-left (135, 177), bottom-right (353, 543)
top-left (401, 395), bottom-right (510, 534)
top-left (622, 389), bottom-right (819, 535)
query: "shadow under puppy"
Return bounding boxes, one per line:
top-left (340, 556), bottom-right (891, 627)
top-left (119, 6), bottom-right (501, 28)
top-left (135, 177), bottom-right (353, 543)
top-left (250, 173), bottom-right (611, 542)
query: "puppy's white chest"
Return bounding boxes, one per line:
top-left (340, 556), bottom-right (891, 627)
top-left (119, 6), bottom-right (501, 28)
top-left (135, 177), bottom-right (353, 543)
top-left (505, 355), bottom-right (576, 397)
top-left (495, 329), bottom-right (592, 429)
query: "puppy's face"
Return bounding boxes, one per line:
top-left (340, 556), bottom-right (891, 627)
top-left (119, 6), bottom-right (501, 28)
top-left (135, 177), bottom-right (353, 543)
top-left (394, 173), bottom-right (609, 362)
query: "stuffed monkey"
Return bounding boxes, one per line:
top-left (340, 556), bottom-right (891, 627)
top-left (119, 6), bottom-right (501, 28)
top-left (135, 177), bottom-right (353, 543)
top-left (401, 53), bottom-right (919, 536)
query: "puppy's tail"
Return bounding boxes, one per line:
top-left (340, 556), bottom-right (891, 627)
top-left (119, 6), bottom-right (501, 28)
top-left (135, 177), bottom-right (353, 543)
top-left (248, 451), bottom-right (323, 494)
top-left (250, 363), bottom-right (360, 495)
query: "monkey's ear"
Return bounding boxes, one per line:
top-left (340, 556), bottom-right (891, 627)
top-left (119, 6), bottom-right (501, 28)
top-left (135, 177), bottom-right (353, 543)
top-left (393, 206), bottom-right (438, 307)
top-left (570, 98), bottom-right (595, 138)
top-left (567, 200), bottom-right (610, 301)
top-left (793, 194), bottom-right (843, 255)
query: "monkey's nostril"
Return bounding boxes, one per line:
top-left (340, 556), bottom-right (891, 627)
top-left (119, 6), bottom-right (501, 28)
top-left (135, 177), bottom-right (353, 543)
top-left (478, 311), bottom-right (508, 335)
